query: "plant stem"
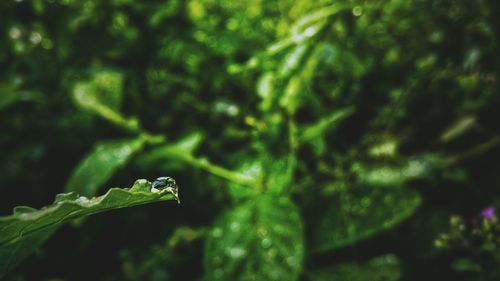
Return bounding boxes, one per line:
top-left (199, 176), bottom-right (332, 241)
top-left (164, 148), bottom-right (261, 189)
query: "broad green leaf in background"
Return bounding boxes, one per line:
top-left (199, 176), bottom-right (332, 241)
top-left (354, 158), bottom-right (432, 187)
top-left (0, 179), bottom-right (179, 278)
top-left (309, 254), bottom-right (401, 281)
top-left (65, 137), bottom-right (146, 197)
top-left (73, 70), bottom-right (123, 112)
top-left (136, 132), bottom-right (204, 172)
top-left (440, 115), bottom-right (477, 143)
top-left (265, 158), bottom-right (292, 194)
top-left (72, 70), bottom-right (139, 131)
top-left (136, 132), bottom-right (257, 188)
top-left (311, 187), bottom-right (421, 252)
top-left (204, 194), bottom-right (304, 281)
top-left (300, 106), bottom-right (355, 143)
top-left (227, 160), bottom-right (262, 200)
top-left (0, 83), bottom-right (21, 111)
top-left (300, 106), bottom-right (355, 155)
top-left (0, 83), bottom-right (40, 111)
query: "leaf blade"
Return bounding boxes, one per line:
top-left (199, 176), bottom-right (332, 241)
top-left (311, 188), bottom-right (421, 252)
top-left (0, 179), bottom-right (179, 277)
top-left (204, 194), bottom-right (304, 281)
top-left (65, 137), bottom-right (145, 196)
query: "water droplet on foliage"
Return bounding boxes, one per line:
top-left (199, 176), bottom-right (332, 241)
top-left (352, 6), bottom-right (363, 16)
top-left (76, 196), bottom-right (91, 205)
top-left (212, 227), bottom-right (223, 238)
top-left (230, 222), bottom-right (241, 232)
top-left (136, 179), bottom-right (148, 185)
top-left (304, 26), bottom-right (316, 37)
top-left (261, 238), bottom-right (272, 249)
top-left (151, 176), bottom-right (180, 203)
top-left (226, 247), bottom-right (246, 258)
top-left (257, 226), bottom-right (268, 237)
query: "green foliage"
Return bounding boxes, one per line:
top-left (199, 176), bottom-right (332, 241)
top-left (1, 0), bottom-right (500, 280)
top-left (0, 179), bottom-right (179, 278)
top-left (72, 70), bottom-right (139, 132)
top-left (310, 254), bottom-right (401, 281)
top-left (204, 194), bottom-right (303, 281)
top-left (312, 187), bottom-right (421, 252)
top-left (65, 138), bottom-right (145, 196)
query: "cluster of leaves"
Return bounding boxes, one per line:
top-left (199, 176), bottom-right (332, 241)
top-left (434, 209), bottom-right (500, 279)
top-left (1, 0), bottom-right (500, 280)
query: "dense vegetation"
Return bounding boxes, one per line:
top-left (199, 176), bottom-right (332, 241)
top-left (1, 0), bottom-right (499, 280)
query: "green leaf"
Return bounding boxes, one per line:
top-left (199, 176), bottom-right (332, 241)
top-left (135, 132), bottom-right (204, 171)
top-left (65, 138), bottom-right (146, 196)
top-left (0, 179), bottom-right (179, 278)
top-left (310, 254), bottom-right (401, 281)
top-left (227, 160), bottom-right (262, 200)
top-left (0, 84), bottom-right (21, 111)
top-left (0, 83), bottom-right (40, 111)
top-left (204, 194), bottom-right (304, 281)
top-left (440, 115), bottom-right (476, 143)
top-left (300, 106), bottom-right (355, 143)
top-left (257, 72), bottom-right (276, 113)
top-left (355, 159), bottom-right (431, 187)
top-left (451, 257), bottom-right (481, 272)
top-left (265, 158), bottom-right (292, 194)
top-left (72, 70), bottom-right (139, 131)
top-left (311, 188), bottom-right (421, 252)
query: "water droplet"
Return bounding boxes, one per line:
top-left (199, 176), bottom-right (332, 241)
top-left (304, 26), bottom-right (317, 37)
top-left (261, 238), bottom-right (272, 249)
top-left (230, 222), bottom-right (241, 232)
top-left (151, 176), bottom-right (180, 203)
top-left (352, 6), bottom-right (363, 16)
top-left (29, 32), bottom-right (42, 44)
top-left (257, 226), bottom-right (268, 238)
top-left (212, 227), bottom-right (223, 238)
top-left (136, 179), bottom-right (148, 185)
top-left (286, 255), bottom-right (298, 267)
top-left (226, 247), bottom-right (246, 258)
top-left (9, 27), bottom-right (21, 39)
top-left (76, 196), bottom-right (91, 205)
top-left (152, 176), bottom-right (176, 190)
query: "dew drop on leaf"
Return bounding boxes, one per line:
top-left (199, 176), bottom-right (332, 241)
top-left (212, 227), bottom-right (223, 238)
top-left (230, 222), bottom-right (241, 232)
top-left (227, 247), bottom-right (246, 258)
top-left (151, 176), bottom-right (180, 203)
top-left (261, 238), bottom-right (272, 249)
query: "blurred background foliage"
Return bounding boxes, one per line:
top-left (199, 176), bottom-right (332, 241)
top-left (1, 0), bottom-right (500, 280)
